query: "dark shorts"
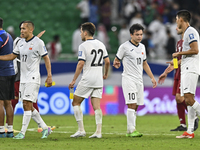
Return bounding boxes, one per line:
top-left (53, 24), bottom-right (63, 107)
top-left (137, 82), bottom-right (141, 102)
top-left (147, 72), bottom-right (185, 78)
top-left (172, 79), bottom-right (180, 96)
top-left (0, 75), bottom-right (15, 100)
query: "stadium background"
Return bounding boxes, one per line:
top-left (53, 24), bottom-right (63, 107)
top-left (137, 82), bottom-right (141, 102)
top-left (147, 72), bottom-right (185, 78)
top-left (1, 0), bottom-right (200, 116)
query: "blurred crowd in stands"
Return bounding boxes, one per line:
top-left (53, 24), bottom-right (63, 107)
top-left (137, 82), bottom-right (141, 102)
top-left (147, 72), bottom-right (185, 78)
top-left (74, 0), bottom-right (200, 60)
top-left (6, 0), bottom-right (200, 61)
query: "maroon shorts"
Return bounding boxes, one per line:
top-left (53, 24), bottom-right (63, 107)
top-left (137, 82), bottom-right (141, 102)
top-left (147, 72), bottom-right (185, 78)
top-left (172, 79), bottom-right (180, 96)
top-left (14, 80), bottom-right (20, 98)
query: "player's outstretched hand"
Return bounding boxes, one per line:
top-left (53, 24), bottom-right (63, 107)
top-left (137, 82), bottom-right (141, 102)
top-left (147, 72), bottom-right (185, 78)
top-left (69, 80), bottom-right (75, 89)
top-left (166, 60), bottom-right (173, 66)
top-left (113, 61), bottom-right (120, 69)
top-left (151, 78), bottom-right (157, 88)
top-left (37, 30), bottom-right (46, 38)
top-left (158, 73), bottom-right (167, 84)
top-left (172, 52), bottom-right (179, 58)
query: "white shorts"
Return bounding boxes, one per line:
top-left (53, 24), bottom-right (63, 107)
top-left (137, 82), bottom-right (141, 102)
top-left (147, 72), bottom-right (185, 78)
top-left (74, 83), bottom-right (102, 99)
top-left (19, 83), bottom-right (40, 103)
top-left (122, 77), bottom-right (144, 105)
top-left (181, 72), bottom-right (199, 96)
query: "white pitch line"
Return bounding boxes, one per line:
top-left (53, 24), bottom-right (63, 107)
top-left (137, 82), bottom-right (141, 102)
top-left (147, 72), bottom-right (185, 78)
top-left (27, 127), bottom-right (177, 136)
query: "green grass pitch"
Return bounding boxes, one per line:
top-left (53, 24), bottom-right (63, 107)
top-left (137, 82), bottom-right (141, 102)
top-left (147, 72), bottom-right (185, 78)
top-left (1, 115), bottom-right (200, 150)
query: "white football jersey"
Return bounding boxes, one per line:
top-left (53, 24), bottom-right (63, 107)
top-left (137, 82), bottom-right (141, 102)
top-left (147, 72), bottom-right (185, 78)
top-left (116, 40), bottom-right (147, 84)
top-left (13, 36), bottom-right (48, 84)
top-left (181, 26), bottom-right (200, 75)
top-left (13, 37), bottom-right (22, 74)
top-left (78, 39), bottom-right (108, 87)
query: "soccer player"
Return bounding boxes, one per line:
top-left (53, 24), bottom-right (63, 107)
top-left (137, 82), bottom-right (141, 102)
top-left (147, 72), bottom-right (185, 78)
top-left (158, 27), bottom-right (199, 131)
top-left (0, 17), bottom-right (15, 138)
top-left (4, 21), bottom-right (55, 133)
top-left (113, 24), bottom-right (157, 137)
top-left (173, 10), bottom-right (200, 139)
top-left (69, 22), bottom-right (110, 138)
top-left (0, 21), bottom-right (53, 139)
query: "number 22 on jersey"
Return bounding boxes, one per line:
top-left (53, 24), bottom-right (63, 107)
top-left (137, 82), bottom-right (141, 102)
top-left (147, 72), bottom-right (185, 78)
top-left (90, 49), bottom-right (103, 66)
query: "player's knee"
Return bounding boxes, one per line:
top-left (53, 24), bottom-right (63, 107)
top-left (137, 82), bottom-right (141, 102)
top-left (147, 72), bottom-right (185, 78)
top-left (23, 101), bottom-right (31, 111)
top-left (184, 94), bottom-right (195, 106)
top-left (176, 96), bottom-right (184, 103)
top-left (72, 100), bottom-right (80, 106)
top-left (127, 104), bottom-right (137, 110)
top-left (0, 101), bottom-right (3, 107)
top-left (3, 100), bottom-right (11, 108)
top-left (184, 98), bottom-right (192, 106)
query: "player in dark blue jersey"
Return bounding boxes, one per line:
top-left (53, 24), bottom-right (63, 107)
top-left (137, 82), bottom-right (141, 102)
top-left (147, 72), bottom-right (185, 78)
top-left (0, 17), bottom-right (15, 138)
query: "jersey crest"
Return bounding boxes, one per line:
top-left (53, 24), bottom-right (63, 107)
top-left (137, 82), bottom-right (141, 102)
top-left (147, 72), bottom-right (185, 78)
top-left (78, 51), bottom-right (82, 56)
top-left (189, 33), bottom-right (194, 40)
top-left (43, 46), bottom-right (47, 52)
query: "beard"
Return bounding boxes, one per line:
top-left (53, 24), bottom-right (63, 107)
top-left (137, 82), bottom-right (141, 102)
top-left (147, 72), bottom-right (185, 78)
top-left (82, 37), bottom-right (86, 41)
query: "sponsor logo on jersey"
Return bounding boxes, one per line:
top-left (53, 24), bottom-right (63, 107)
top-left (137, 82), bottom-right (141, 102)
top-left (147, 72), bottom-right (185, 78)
top-left (142, 52), bottom-right (144, 55)
top-left (29, 47), bottom-right (32, 50)
top-left (78, 51), bottom-right (82, 56)
top-left (130, 49), bottom-right (134, 51)
top-left (20, 45), bottom-right (23, 47)
top-left (189, 33), bottom-right (194, 40)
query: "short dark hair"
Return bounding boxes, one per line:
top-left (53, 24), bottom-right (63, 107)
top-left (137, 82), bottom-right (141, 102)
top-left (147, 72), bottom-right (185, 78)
top-left (22, 20), bottom-right (35, 30)
top-left (129, 24), bottom-right (144, 34)
top-left (53, 35), bottom-right (60, 41)
top-left (19, 21), bottom-right (25, 30)
top-left (81, 22), bottom-right (96, 36)
top-left (176, 10), bottom-right (191, 22)
top-left (0, 18), bottom-right (3, 28)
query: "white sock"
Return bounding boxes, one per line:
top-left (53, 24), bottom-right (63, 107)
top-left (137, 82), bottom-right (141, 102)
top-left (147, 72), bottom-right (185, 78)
top-left (5, 123), bottom-right (8, 129)
top-left (192, 101), bottom-right (200, 116)
top-left (7, 125), bottom-right (13, 132)
top-left (32, 109), bottom-right (47, 129)
top-left (73, 106), bottom-right (84, 131)
top-left (95, 109), bottom-right (102, 134)
top-left (187, 106), bottom-right (195, 134)
top-left (127, 108), bottom-right (136, 133)
top-left (180, 124), bottom-right (186, 128)
top-left (0, 126), bottom-right (5, 132)
top-left (21, 110), bottom-right (32, 135)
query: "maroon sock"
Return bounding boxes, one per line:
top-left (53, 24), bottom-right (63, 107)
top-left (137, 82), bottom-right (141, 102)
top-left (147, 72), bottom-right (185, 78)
top-left (177, 101), bottom-right (186, 125)
top-left (33, 101), bottom-right (39, 112)
top-left (6, 99), bottom-right (18, 123)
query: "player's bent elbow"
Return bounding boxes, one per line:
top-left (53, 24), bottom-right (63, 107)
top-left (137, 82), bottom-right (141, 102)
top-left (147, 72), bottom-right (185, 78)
top-left (195, 49), bottom-right (199, 54)
top-left (191, 48), bottom-right (199, 54)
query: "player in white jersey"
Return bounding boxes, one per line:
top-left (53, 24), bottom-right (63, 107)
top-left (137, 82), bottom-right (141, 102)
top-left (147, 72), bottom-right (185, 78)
top-left (0, 21), bottom-right (53, 139)
top-left (69, 22), bottom-right (110, 138)
top-left (173, 10), bottom-right (200, 139)
top-left (113, 24), bottom-right (157, 137)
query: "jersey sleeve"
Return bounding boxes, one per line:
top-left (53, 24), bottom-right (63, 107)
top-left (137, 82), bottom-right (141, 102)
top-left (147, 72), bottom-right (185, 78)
top-left (0, 36), bottom-right (3, 47)
top-left (13, 43), bottom-right (20, 55)
top-left (38, 40), bottom-right (48, 57)
top-left (0, 33), bottom-right (8, 48)
top-left (143, 45), bottom-right (147, 61)
top-left (78, 44), bottom-right (86, 61)
top-left (13, 37), bottom-right (21, 49)
top-left (116, 44), bottom-right (125, 60)
top-left (187, 29), bottom-right (198, 45)
top-left (103, 44), bottom-right (108, 59)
